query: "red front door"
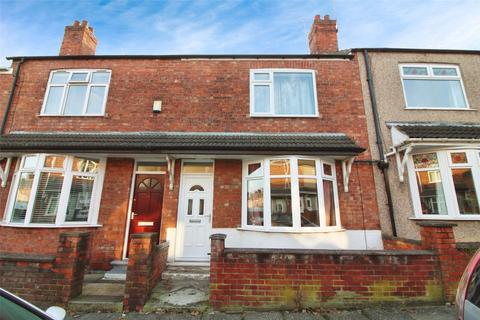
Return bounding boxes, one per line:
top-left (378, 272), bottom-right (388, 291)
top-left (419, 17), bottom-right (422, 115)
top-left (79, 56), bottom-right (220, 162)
top-left (127, 174), bottom-right (165, 255)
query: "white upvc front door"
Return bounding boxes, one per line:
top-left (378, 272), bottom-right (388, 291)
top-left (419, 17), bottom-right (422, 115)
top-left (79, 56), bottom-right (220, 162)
top-left (175, 174), bottom-right (213, 261)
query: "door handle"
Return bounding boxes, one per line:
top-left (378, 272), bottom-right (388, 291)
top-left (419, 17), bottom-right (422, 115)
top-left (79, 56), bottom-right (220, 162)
top-left (131, 212), bottom-right (137, 220)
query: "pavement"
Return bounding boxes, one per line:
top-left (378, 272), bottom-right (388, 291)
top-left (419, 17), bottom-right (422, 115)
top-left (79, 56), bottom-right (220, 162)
top-left (68, 305), bottom-right (456, 320)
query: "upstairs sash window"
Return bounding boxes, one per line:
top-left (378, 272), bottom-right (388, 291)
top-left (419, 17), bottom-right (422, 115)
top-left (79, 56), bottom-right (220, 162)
top-left (42, 70), bottom-right (111, 115)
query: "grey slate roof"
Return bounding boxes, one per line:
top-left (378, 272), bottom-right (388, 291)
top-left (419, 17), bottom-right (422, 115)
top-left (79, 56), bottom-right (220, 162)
top-left (388, 122), bottom-right (480, 140)
top-left (0, 131), bottom-right (364, 155)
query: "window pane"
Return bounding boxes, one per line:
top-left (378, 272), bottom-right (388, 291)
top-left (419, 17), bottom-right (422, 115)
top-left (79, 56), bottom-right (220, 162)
top-left (323, 180), bottom-right (336, 226)
top-left (65, 175), bottom-right (94, 222)
top-left (270, 159), bottom-right (290, 176)
top-left (182, 162), bottom-right (213, 174)
top-left (199, 199), bottom-right (204, 215)
top-left (43, 86), bottom-right (64, 114)
top-left (51, 72), bottom-right (69, 84)
top-left (452, 168), bottom-right (480, 215)
top-left (298, 160), bottom-right (316, 176)
top-left (253, 85), bottom-right (270, 113)
top-left (323, 163), bottom-right (333, 176)
top-left (44, 155), bottom-right (65, 169)
top-left (10, 172), bottom-right (34, 223)
top-left (248, 162), bottom-right (262, 176)
top-left (433, 67), bottom-right (457, 76)
top-left (415, 170), bottom-right (448, 215)
top-left (451, 152), bottom-right (468, 164)
top-left (413, 153), bottom-right (439, 169)
top-left (270, 177), bottom-right (292, 227)
top-left (91, 71), bottom-right (110, 84)
top-left (402, 67), bottom-right (428, 76)
top-left (136, 161), bottom-right (166, 172)
top-left (254, 73), bottom-right (269, 81)
top-left (73, 157), bottom-right (99, 173)
top-left (64, 85), bottom-right (88, 115)
top-left (22, 155), bottom-right (37, 169)
top-left (187, 199), bottom-right (193, 215)
top-left (31, 172), bottom-right (64, 223)
top-left (274, 72), bottom-right (315, 115)
top-left (70, 72), bottom-right (88, 82)
top-left (247, 179), bottom-right (263, 226)
top-left (86, 86), bottom-right (106, 114)
top-left (299, 178), bottom-right (319, 227)
top-left (403, 79), bottom-right (467, 108)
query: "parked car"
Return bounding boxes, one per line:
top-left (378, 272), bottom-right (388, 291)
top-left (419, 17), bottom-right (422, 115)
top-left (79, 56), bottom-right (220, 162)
top-left (0, 288), bottom-right (66, 320)
top-left (456, 249), bottom-right (480, 320)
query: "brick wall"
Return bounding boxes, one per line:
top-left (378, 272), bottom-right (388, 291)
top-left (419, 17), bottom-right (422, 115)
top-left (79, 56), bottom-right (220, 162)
top-left (209, 234), bottom-right (443, 311)
top-left (123, 233), bottom-right (169, 312)
top-left (0, 70), bottom-right (13, 117)
top-left (0, 232), bottom-right (90, 307)
top-left (0, 157), bottom-right (133, 270)
top-left (159, 159), bottom-right (181, 241)
top-left (213, 159), bottom-right (242, 228)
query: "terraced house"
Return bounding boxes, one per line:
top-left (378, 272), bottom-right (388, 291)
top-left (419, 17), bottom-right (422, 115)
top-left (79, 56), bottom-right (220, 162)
top-left (0, 16), bottom-right (476, 311)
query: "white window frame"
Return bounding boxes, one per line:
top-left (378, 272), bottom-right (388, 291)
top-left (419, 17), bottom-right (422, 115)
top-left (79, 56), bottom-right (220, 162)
top-left (2, 154), bottom-right (106, 227)
top-left (407, 148), bottom-right (480, 220)
top-left (241, 156), bottom-right (341, 232)
top-left (40, 69), bottom-right (112, 116)
top-left (249, 69), bottom-right (319, 117)
top-left (399, 63), bottom-right (469, 110)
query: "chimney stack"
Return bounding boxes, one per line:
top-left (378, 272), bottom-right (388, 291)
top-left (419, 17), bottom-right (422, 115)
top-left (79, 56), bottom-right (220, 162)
top-left (308, 15), bottom-right (338, 54)
top-left (59, 20), bottom-right (97, 56)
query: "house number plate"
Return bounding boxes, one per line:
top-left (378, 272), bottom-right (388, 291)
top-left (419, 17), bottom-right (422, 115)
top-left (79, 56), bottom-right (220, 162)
top-left (138, 221), bottom-right (154, 226)
top-left (189, 219), bottom-right (201, 223)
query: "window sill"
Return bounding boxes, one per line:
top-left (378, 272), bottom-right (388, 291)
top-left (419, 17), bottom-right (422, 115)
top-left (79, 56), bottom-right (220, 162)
top-left (409, 216), bottom-right (480, 221)
top-left (249, 114), bottom-right (320, 118)
top-left (237, 226), bottom-right (345, 233)
top-left (37, 114), bottom-right (107, 117)
top-left (0, 222), bottom-right (103, 228)
top-left (404, 107), bottom-right (476, 111)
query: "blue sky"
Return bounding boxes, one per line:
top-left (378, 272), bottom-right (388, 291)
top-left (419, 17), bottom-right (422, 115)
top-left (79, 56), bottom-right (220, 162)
top-left (1, 0), bottom-right (479, 66)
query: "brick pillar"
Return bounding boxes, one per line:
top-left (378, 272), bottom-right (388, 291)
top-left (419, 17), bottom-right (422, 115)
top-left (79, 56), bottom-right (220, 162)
top-left (209, 233), bottom-right (226, 309)
top-left (54, 231), bottom-right (90, 302)
top-left (123, 232), bottom-right (159, 312)
top-left (418, 222), bottom-right (470, 302)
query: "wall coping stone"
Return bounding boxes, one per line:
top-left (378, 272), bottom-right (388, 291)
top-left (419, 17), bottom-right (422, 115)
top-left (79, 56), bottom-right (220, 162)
top-left (156, 241), bottom-right (169, 249)
top-left (223, 248), bottom-right (436, 256)
top-left (383, 235), bottom-right (422, 245)
top-left (210, 233), bottom-right (227, 240)
top-left (457, 242), bottom-right (480, 250)
top-left (131, 232), bottom-right (157, 239)
top-left (416, 221), bottom-right (458, 228)
top-left (0, 252), bottom-right (56, 263)
top-left (60, 231), bottom-right (91, 238)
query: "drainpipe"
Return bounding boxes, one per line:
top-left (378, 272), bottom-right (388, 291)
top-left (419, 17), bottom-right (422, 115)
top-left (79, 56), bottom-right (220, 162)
top-left (363, 50), bottom-right (397, 237)
top-left (1, 58), bottom-right (25, 135)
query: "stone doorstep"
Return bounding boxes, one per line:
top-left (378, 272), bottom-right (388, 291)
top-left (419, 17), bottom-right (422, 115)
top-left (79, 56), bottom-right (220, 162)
top-left (68, 295), bottom-right (123, 313)
top-left (162, 265), bottom-right (210, 281)
top-left (103, 259), bottom-right (128, 281)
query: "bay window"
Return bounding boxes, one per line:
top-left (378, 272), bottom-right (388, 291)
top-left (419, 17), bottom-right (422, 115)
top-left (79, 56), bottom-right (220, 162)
top-left (409, 149), bottom-right (480, 218)
top-left (243, 157), bottom-right (340, 231)
top-left (250, 69), bottom-right (318, 116)
top-left (4, 154), bottom-right (106, 227)
top-left (399, 64), bottom-right (468, 109)
top-left (41, 69), bottom-right (111, 116)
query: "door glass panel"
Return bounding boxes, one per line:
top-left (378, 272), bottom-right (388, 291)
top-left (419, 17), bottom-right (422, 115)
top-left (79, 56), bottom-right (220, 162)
top-left (11, 172), bottom-right (34, 223)
top-left (299, 178), bottom-right (319, 227)
top-left (270, 177), bottom-right (292, 227)
top-left (247, 179), bottom-right (263, 226)
top-left (183, 162), bottom-right (213, 174)
top-left (65, 175), bottom-right (94, 222)
top-left (190, 185), bottom-right (204, 191)
top-left (199, 199), bottom-right (204, 215)
top-left (323, 180), bottom-right (336, 226)
top-left (452, 168), bottom-right (480, 215)
top-left (187, 199), bottom-right (193, 215)
top-left (31, 172), bottom-right (64, 224)
top-left (415, 170), bottom-right (448, 215)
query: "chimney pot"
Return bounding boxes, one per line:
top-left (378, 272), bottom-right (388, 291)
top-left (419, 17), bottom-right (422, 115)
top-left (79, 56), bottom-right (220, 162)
top-left (59, 20), bottom-right (97, 56)
top-left (308, 14), bottom-right (338, 54)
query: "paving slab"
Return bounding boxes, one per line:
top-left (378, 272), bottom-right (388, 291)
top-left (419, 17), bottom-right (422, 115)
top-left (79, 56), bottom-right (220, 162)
top-left (283, 311), bottom-right (327, 319)
top-left (156, 313), bottom-right (201, 320)
top-left (243, 311), bottom-right (284, 320)
top-left (324, 310), bottom-right (369, 320)
top-left (362, 308), bottom-right (415, 320)
top-left (406, 306), bottom-right (455, 320)
top-left (202, 311), bottom-right (243, 320)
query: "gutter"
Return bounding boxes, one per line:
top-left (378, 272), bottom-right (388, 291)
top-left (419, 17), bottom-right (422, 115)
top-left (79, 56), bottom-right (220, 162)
top-left (1, 58), bottom-right (24, 135)
top-left (363, 49), bottom-right (397, 237)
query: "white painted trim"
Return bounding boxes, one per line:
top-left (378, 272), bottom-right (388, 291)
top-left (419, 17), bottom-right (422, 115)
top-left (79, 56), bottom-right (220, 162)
top-left (249, 69), bottom-right (319, 117)
top-left (214, 228), bottom-right (383, 250)
top-left (0, 157), bottom-right (12, 187)
top-left (341, 157), bottom-right (354, 192)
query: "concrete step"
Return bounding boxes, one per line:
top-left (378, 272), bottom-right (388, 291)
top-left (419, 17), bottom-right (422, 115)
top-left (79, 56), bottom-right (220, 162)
top-left (68, 295), bottom-right (123, 313)
top-left (82, 281), bottom-right (125, 296)
top-left (162, 266), bottom-right (210, 280)
top-left (103, 259), bottom-right (128, 281)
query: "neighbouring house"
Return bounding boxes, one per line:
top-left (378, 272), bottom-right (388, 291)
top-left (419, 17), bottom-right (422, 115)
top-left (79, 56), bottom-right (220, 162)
top-left (0, 17), bottom-right (381, 271)
top-left (356, 48), bottom-right (480, 244)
